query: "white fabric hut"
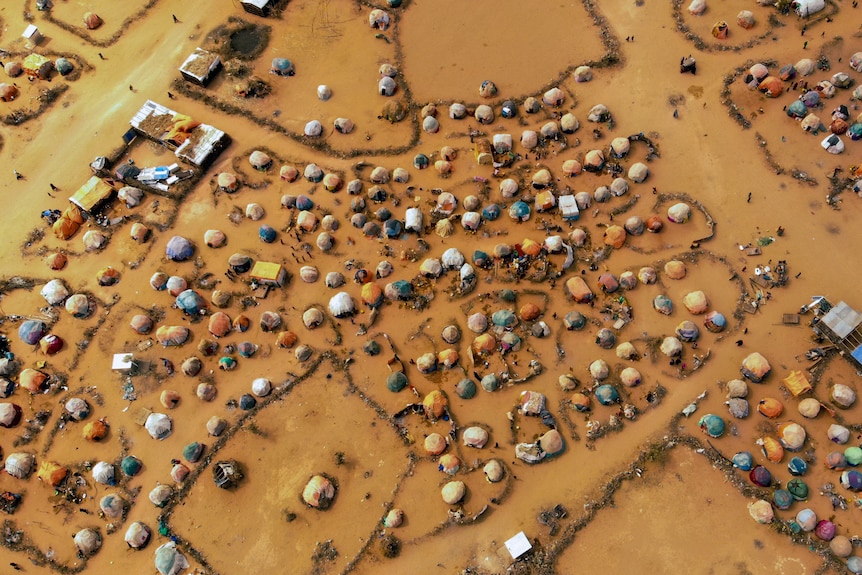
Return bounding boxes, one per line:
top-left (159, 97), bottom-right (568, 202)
top-left (379, 76), bottom-right (397, 96)
top-left (688, 0), bottom-right (706, 14)
top-left (145, 413), bottom-right (173, 440)
top-left (246, 376), bottom-right (270, 397)
top-left (328, 292), bottom-right (355, 318)
top-left (420, 258), bottom-right (443, 278)
top-left (334, 117), bottom-right (354, 134)
top-left (300, 266), bottom-right (319, 283)
top-left (461, 212), bottom-right (481, 230)
top-left (660, 336), bottom-right (683, 357)
top-left (369, 166), bottom-right (390, 185)
top-left (326, 271), bottom-right (345, 288)
top-left (423, 116), bottom-right (439, 133)
top-left (41, 279), bottom-right (69, 305)
top-left (303, 307), bottom-right (325, 328)
top-left (493, 134), bottom-right (513, 153)
top-left (4, 452), bottom-right (35, 479)
top-left (246, 203), bottom-right (265, 220)
top-left (149, 484), bottom-right (173, 507)
top-left (100, 494), bottom-right (125, 518)
top-left (118, 186), bottom-right (144, 207)
top-left (561, 113), bottom-right (580, 133)
top-left (588, 104), bottom-right (609, 122)
top-left (155, 542), bottom-right (189, 575)
top-left (475, 104), bottom-right (494, 124)
top-left (405, 207), bottom-right (423, 232)
top-left (793, 0), bottom-right (825, 16)
top-left (83, 230), bottom-right (108, 251)
top-left (74, 528), bottom-right (102, 556)
top-left (442, 248), bottom-right (465, 269)
top-left (589, 359), bottom-right (609, 380)
top-left (304, 120), bottom-right (323, 137)
top-left (821, 134), bottom-right (844, 154)
top-left (543, 87), bottom-right (565, 106)
top-left (249, 150), bottom-right (272, 170)
top-left (500, 178), bottom-right (519, 198)
top-left (573, 66), bottom-right (592, 82)
top-left (628, 162), bottom-right (649, 183)
top-left (369, 9), bottom-right (390, 29)
top-left (125, 521), bottom-right (151, 549)
top-left (92, 461), bottom-right (115, 485)
top-left (795, 58), bottom-right (815, 76)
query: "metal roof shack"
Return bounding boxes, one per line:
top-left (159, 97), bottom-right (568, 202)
top-left (810, 299), bottom-right (862, 370)
top-left (558, 195), bottom-right (580, 220)
top-left (241, 0), bottom-right (280, 16)
top-left (130, 100), bottom-right (230, 168)
top-left (504, 531), bottom-right (533, 560)
top-left (250, 261), bottom-right (287, 287)
top-left (69, 176), bottom-right (116, 214)
top-left (179, 48), bottom-right (221, 86)
top-left (22, 25), bottom-right (42, 48)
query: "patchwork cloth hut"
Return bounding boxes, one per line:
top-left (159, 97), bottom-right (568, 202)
top-left (23, 53), bottom-right (53, 79)
top-left (270, 58), bottom-right (295, 77)
top-left (712, 21), bottom-right (729, 39)
top-left (0, 84), bottom-right (19, 102)
top-left (83, 12), bottom-right (103, 29)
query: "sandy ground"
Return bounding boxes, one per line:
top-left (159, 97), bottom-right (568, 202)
top-left (1, 0), bottom-right (862, 574)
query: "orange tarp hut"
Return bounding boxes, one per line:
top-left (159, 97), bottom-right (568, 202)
top-left (423, 390), bottom-right (449, 419)
top-left (52, 218), bottom-right (78, 240)
top-left (534, 191), bottom-right (555, 212)
top-left (565, 276), bottom-right (594, 303)
top-left (0, 83), bottom-right (19, 102)
top-left (37, 460), bottom-right (69, 486)
top-left (758, 77), bottom-right (784, 98)
top-left (520, 238), bottom-right (542, 257)
top-left (53, 207), bottom-right (82, 239)
top-left (712, 21), bottom-right (729, 39)
top-left (783, 370), bottom-right (812, 397)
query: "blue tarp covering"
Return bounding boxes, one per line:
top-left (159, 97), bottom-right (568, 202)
top-left (390, 279), bottom-right (412, 299)
top-left (509, 201), bottom-right (531, 222)
top-left (595, 384), bottom-right (619, 406)
top-left (259, 225), bottom-right (276, 243)
top-left (413, 154), bottom-right (429, 169)
top-left (786, 100), bottom-right (807, 118)
top-left (384, 219), bottom-right (402, 238)
top-left (19, 320), bottom-right (47, 345)
top-left (165, 236), bottom-right (194, 261)
top-left (482, 204), bottom-right (501, 221)
top-left (296, 195), bottom-right (314, 211)
top-left (176, 289), bottom-right (205, 315)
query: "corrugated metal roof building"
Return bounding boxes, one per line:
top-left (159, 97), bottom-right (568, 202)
top-left (812, 300), bottom-right (862, 370)
top-left (241, 0), bottom-right (278, 16)
top-left (250, 262), bottom-right (287, 287)
top-left (179, 48), bottom-right (221, 86)
top-left (69, 176), bottom-right (116, 214)
top-left (129, 100), bottom-right (230, 168)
